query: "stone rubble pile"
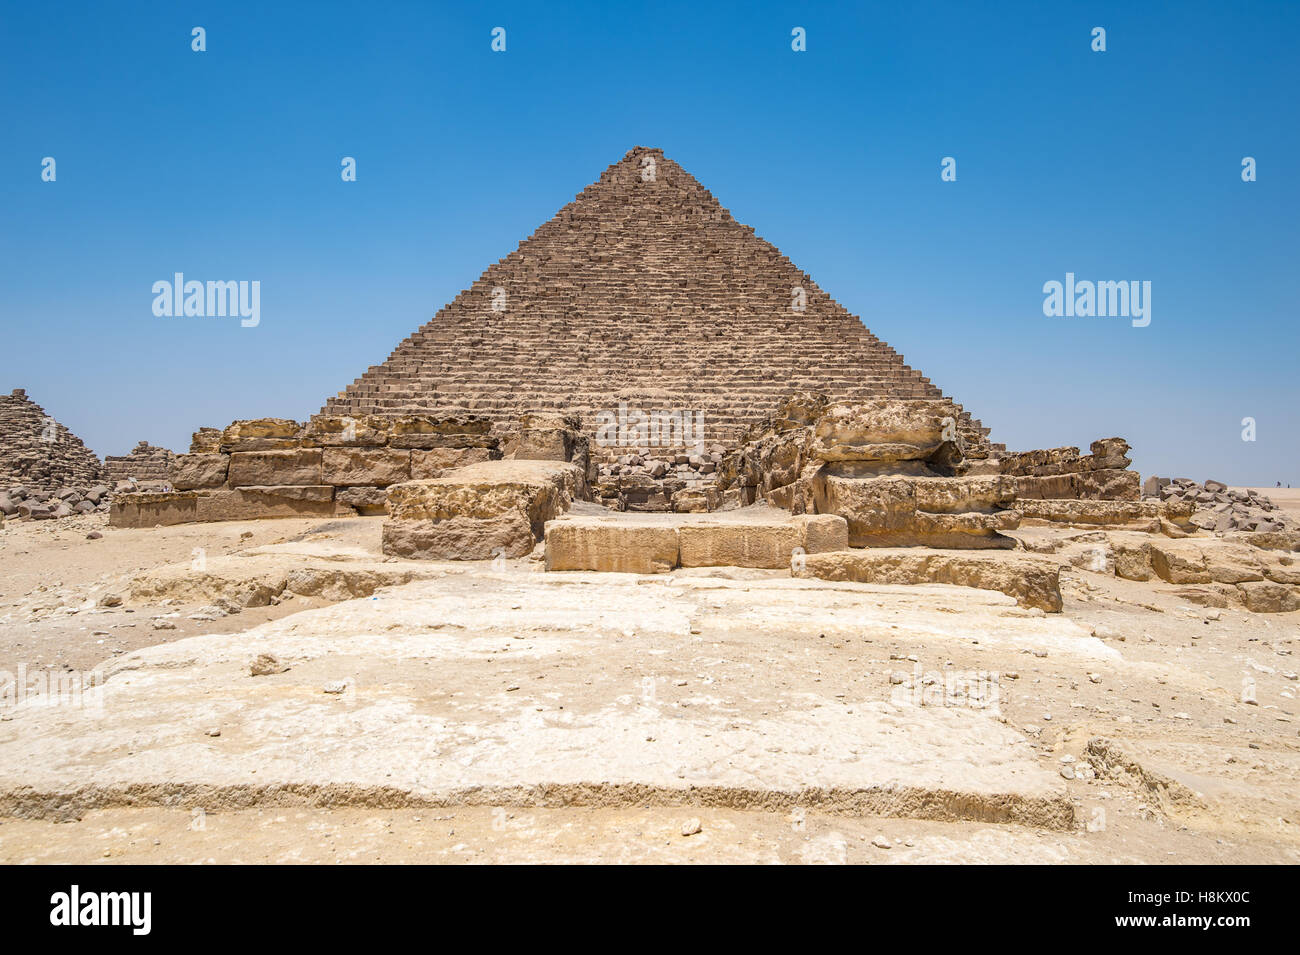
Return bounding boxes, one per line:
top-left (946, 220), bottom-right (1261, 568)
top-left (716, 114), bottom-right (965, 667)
top-left (0, 482), bottom-right (116, 520)
top-left (1144, 477), bottom-right (1293, 534)
top-left (104, 440), bottom-right (175, 484)
top-left (593, 444), bottom-right (729, 512)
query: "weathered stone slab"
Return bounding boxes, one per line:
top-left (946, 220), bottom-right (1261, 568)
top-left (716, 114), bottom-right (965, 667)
top-left (389, 433), bottom-right (501, 451)
top-left (170, 453), bottom-right (229, 490)
top-left (794, 514), bottom-right (850, 554)
top-left (109, 491), bottom-right (201, 528)
top-left (108, 485), bottom-right (337, 527)
top-left (189, 427), bottom-right (222, 454)
top-left (383, 514), bottom-right (537, 560)
top-left (219, 418), bottom-right (303, 452)
top-left (410, 447), bottom-right (498, 479)
top-left (335, 486), bottom-right (389, 515)
top-left (545, 521), bottom-right (680, 573)
top-left (796, 550), bottom-right (1063, 612)
top-left (811, 399), bottom-right (959, 464)
top-left (514, 428), bottom-right (576, 461)
top-left (388, 414), bottom-right (492, 437)
top-left (672, 487), bottom-right (722, 513)
top-left (196, 486), bottom-right (336, 523)
top-left (812, 473), bottom-right (1018, 548)
top-left (303, 414), bottom-right (391, 447)
top-left (382, 460), bottom-right (580, 560)
top-left (1014, 470), bottom-right (1140, 502)
top-left (322, 447), bottom-right (410, 486)
top-left (545, 512), bottom-right (850, 573)
top-left (1016, 499), bottom-right (1188, 528)
top-left (228, 449), bottom-right (323, 487)
top-left (0, 572), bottom-right (1074, 828)
top-left (679, 523), bottom-right (803, 569)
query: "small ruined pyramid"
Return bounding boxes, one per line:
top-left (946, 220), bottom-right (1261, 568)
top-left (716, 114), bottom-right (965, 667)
top-left (322, 147), bottom-right (992, 451)
top-left (0, 388), bottom-right (103, 489)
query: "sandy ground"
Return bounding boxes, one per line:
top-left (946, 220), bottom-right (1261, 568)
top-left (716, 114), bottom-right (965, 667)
top-left (0, 512), bottom-right (1296, 864)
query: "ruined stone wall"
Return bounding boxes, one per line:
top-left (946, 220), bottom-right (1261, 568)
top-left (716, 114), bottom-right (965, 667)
top-left (115, 411), bottom-right (588, 527)
top-left (1000, 438), bottom-right (1139, 501)
top-left (104, 441), bottom-right (175, 485)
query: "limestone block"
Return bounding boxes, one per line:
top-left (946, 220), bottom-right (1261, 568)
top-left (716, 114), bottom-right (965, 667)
top-left (1078, 469), bottom-right (1140, 501)
top-left (197, 486), bottom-right (335, 522)
top-left (679, 523), bottom-right (802, 569)
top-left (383, 460), bottom-right (579, 560)
top-left (227, 449), bottom-right (323, 487)
top-left (171, 453), bottom-right (229, 490)
top-left (796, 550), bottom-right (1063, 612)
top-left (389, 432), bottom-right (501, 451)
top-left (544, 521), bottom-right (679, 574)
top-left (810, 399), bottom-right (960, 464)
top-left (385, 414), bottom-right (497, 451)
top-left (383, 514), bottom-right (535, 560)
top-left (220, 418), bottom-right (302, 452)
top-left (108, 485), bottom-right (337, 527)
top-left (1237, 581), bottom-right (1300, 614)
top-left (1112, 541), bottom-right (1155, 581)
top-left (672, 487), bottom-right (721, 512)
top-left (1088, 438), bottom-right (1132, 471)
top-left (322, 447), bottom-right (411, 486)
top-left (335, 486), bottom-right (389, 515)
top-left (303, 415), bottom-right (391, 447)
top-left (410, 447), bottom-right (499, 479)
top-left (1015, 470), bottom-right (1140, 502)
top-left (514, 428), bottom-right (576, 462)
top-left (1147, 540), bottom-right (1210, 584)
top-left (109, 491), bottom-right (201, 528)
top-left (794, 514), bottom-right (850, 554)
top-left (189, 427), bottom-right (222, 454)
top-left (812, 474), bottom-right (1018, 548)
top-left (1016, 499), bottom-right (1162, 528)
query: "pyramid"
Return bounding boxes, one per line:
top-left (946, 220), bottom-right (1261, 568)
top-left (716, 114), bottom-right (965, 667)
top-left (322, 147), bottom-right (992, 455)
top-left (0, 388), bottom-right (103, 489)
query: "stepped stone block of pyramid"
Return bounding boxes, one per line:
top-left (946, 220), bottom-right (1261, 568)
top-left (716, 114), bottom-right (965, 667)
top-left (321, 146), bottom-right (994, 457)
top-left (0, 388), bottom-right (103, 489)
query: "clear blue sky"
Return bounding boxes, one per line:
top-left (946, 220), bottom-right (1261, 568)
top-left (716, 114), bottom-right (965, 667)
top-left (2, 1), bottom-right (1296, 485)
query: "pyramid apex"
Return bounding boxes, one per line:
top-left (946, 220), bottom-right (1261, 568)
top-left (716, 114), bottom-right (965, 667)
top-left (623, 145), bottom-right (664, 159)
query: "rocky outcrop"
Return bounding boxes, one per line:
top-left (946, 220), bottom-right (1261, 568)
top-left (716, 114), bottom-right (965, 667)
top-left (1086, 534), bottom-right (1300, 613)
top-left (794, 549), bottom-right (1063, 612)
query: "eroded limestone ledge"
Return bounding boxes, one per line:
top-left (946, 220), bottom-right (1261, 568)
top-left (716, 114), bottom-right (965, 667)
top-left (1017, 498), bottom-right (1194, 531)
top-left (795, 549), bottom-right (1064, 612)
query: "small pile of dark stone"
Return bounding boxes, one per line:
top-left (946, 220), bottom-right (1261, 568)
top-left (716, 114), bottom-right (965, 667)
top-left (1144, 477), bottom-right (1291, 534)
top-left (0, 480), bottom-right (141, 520)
